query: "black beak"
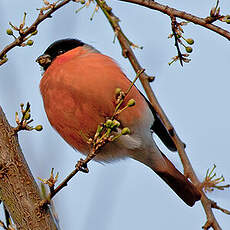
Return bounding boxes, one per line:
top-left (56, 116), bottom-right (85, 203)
top-left (36, 54), bottom-right (52, 70)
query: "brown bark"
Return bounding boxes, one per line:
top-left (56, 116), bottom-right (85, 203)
top-left (0, 106), bottom-right (57, 230)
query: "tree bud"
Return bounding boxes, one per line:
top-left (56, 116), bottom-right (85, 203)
top-left (186, 38), bottom-right (194, 45)
top-left (35, 125), bottom-right (43, 131)
top-left (27, 40), bottom-right (34, 46)
top-left (112, 119), bottom-right (120, 128)
top-left (185, 46), bottom-right (193, 53)
top-left (24, 112), bottom-right (31, 120)
top-left (105, 119), bottom-right (113, 128)
top-left (6, 29), bottom-right (13, 35)
top-left (127, 99), bottom-right (136, 107)
top-left (121, 127), bottom-right (130, 135)
top-left (115, 88), bottom-right (121, 97)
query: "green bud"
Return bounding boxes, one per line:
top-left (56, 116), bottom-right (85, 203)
top-left (112, 119), bottom-right (120, 128)
top-left (24, 112), bottom-right (31, 120)
top-left (80, 0), bottom-right (85, 4)
top-left (186, 38), bottom-right (194, 45)
top-left (115, 88), bottom-right (121, 97)
top-left (35, 125), bottom-right (43, 131)
top-left (121, 127), bottom-right (130, 135)
top-left (27, 40), bottom-right (34, 46)
top-left (105, 119), bottom-right (113, 128)
top-left (6, 29), bottom-right (13, 35)
top-left (127, 99), bottom-right (136, 107)
top-left (226, 19), bottom-right (230, 24)
top-left (185, 46), bottom-right (193, 53)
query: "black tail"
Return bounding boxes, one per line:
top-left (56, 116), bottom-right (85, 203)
top-left (154, 153), bottom-right (201, 206)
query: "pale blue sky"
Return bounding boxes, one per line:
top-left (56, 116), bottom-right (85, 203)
top-left (0, 1), bottom-right (229, 229)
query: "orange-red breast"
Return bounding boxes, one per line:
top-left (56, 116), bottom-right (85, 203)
top-left (37, 39), bottom-right (200, 206)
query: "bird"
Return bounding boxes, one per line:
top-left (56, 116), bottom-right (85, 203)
top-left (36, 38), bottom-right (201, 207)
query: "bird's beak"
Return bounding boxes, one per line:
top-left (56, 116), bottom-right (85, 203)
top-left (36, 54), bottom-right (52, 69)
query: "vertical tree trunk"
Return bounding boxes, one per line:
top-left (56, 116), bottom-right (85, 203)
top-left (0, 106), bottom-right (58, 230)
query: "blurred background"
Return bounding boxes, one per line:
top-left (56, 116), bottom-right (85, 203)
top-left (0, 0), bottom-right (229, 229)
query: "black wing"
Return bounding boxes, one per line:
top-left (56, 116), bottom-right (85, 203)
top-left (123, 73), bottom-right (177, 152)
top-left (143, 94), bottom-right (177, 152)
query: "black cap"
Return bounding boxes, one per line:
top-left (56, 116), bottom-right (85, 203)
top-left (36, 38), bottom-right (84, 70)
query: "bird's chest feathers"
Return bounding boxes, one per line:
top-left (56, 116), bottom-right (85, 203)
top-left (53, 49), bottom-right (78, 65)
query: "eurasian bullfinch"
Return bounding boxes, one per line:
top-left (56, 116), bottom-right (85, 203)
top-left (36, 39), bottom-right (201, 206)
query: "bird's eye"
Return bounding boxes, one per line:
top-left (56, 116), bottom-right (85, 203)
top-left (57, 49), bottom-right (65, 55)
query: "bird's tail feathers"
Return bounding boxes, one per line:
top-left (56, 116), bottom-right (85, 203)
top-left (131, 144), bottom-right (201, 206)
top-left (153, 152), bottom-right (201, 206)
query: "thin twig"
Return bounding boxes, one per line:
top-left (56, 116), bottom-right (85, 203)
top-left (0, 0), bottom-right (72, 64)
top-left (170, 16), bottom-right (184, 66)
top-left (48, 155), bottom-right (92, 201)
top-left (211, 200), bottom-right (230, 215)
top-left (118, 0), bottom-right (230, 41)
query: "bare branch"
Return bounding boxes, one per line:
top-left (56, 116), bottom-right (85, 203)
top-left (211, 200), bottom-right (230, 215)
top-left (0, 0), bottom-right (72, 65)
top-left (118, 0), bottom-right (230, 41)
top-left (170, 16), bottom-right (184, 66)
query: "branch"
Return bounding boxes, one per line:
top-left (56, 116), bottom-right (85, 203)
top-left (0, 106), bottom-right (57, 230)
top-left (170, 16), bottom-right (184, 66)
top-left (118, 0), bottom-right (230, 41)
top-left (95, 0), bottom-right (226, 229)
top-left (211, 200), bottom-right (230, 215)
top-left (0, 0), bottom-right (72, 65)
